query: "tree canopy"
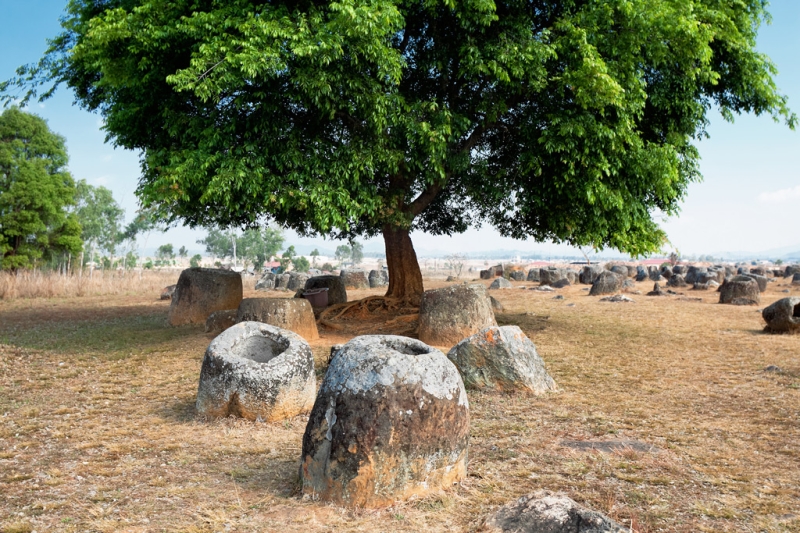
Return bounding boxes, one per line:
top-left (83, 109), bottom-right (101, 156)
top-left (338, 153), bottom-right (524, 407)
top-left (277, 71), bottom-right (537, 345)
top-left (4, 0), bottom-right (794, 300)
top-left (74, 179), bottom-right (125, 262)
top-left (0, 107), bottom-right (82, 270)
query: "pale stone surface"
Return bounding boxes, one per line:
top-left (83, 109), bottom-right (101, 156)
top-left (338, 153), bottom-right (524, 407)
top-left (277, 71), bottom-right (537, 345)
top-left (719, 276), bottom-right (760, 305)
top-left (447, 326), bottom-right (556, 393)
top-left (287, 272), bottom-right (310, 291)
top-left (236, 298), bottom-right (319, 340)
top-left (540, 268), bottom-right (566, 286)
top-left (160, 284), bottom-right (176, 301)
top-left (580, 265), bottom-right (603, 284)
top-left (305, 275), bottom-right (348, 305)
top-left (489, 277), bottom-right (513, 290)
top-left (600, 294), bottom-right (635, 303)
top-left (666, 274), bottom-right (687, 288)
top-left (762, 297), bottom-right (800, 334)
top-left (418, 284), bottom-right (497, 347)
top-left (482, 490), bottom-right (626, 532)
top-left (255, 272), bottom-right (276, 291)
top-left (510, 270), bottom-right (526, 282)
top-left (300, 335), bottom-right (469, 508)
top-left (204, 309), bottom-right (237, 336)
top-left (742, 273), bottom-right (768, 292)
top-left (589, 271), bottom-right (621, 296)
top-left (196, 322), bottom-right (316, 421)
top-left (340, 270), bottom-right (369, 289)
top-left (368, 269), bottom-right (389, 288)
top-left (168, 268), bottom-right (243, 326)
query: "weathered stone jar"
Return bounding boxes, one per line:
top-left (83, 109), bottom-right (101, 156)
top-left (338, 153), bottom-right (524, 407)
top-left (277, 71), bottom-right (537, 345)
top-left (168, 267), bottom-right (243, 326)
top-left (196, 322), bottom-right (316, 421)
top-left (300, 335), bottom-right (469, 508)
top-left (418, 284), bottom-right (497, 346)
top-left (762, 297), bottom-right (800, 334)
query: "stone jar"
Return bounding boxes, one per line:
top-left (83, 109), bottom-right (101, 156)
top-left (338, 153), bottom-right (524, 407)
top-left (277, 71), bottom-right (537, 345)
top-left (300, 335), bottom-right (469, 508)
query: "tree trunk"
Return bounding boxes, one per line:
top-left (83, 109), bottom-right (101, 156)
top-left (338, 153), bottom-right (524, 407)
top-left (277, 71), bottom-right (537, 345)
top-left (382, 225), bottom-right (424, 306)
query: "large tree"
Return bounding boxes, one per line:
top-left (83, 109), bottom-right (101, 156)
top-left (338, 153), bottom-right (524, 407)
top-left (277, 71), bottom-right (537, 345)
top-left (0, 107), bottom-right (82, 270)
top-left (4, 0), bottom-right (794, 302)
top-left (73, 179), bottom-right (125, 267)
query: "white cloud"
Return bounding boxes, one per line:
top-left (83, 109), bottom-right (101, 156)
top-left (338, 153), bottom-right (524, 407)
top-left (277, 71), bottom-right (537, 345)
top-left (758, 185), bottom-right (800, 204)
top-left (95, 176), bottom-right (110, 186)
top-left (38, 103), bottom-right (45, 109)
top-left (102, 154), bottom-right (113, 162)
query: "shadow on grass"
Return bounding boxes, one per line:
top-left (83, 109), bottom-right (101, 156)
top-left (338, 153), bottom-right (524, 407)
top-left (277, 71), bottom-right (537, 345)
top-left (157, 395), bottom-right (200, 424)
top-left (0, 311), bottom-right (203, 358)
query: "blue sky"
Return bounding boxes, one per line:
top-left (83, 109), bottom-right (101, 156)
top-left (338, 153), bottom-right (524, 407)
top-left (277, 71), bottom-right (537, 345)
top-left (1, 1), bottom-right (798, 258)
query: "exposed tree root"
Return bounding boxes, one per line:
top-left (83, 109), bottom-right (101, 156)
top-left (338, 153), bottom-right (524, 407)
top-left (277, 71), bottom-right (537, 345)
top-left (316, 296), bottom-right (420, 335)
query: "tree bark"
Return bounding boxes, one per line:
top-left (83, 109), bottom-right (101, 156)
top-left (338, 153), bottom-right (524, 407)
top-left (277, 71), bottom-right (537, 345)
top-left (382, 225), bottom-right (424, 306)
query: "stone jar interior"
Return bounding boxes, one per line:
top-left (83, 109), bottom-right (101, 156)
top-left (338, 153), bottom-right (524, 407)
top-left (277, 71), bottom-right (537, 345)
top-left (234, 334), bottom-right (289, 364)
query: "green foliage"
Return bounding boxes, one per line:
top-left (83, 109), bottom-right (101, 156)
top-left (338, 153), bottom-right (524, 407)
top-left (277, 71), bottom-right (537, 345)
top-left (178, 245), bottom-right (188, 258)
top-left (335, 245), bottom-right (351, 265)
top-left (143, 260), bottom-right (153, 270)
top-left (238, 226), bottom-right (285, 270)
top-left (4, 0), bottom-right (795, 278)
top-left (774, 259), bottom-right (783, 266)
top-left (293, 255), bottom-right (310, 273)
top-left (198, 225), bottom-right (284, 269)
top-left (74, 179), bottom-right (124, 260)
top-left (0, 107), bottom-right (82, 270)
top-left (124, 251), bottom-right (138, 269)
top-left (189, 253), bottom-right (201, 268)
top-left (350, 240), bottom-right (364, 265)
top-left (156, 243), bottom-right (174, 260)
top-left (321, 262), bottom-right (334, 272)
top-left (280, 245), bottom-right (296, 271)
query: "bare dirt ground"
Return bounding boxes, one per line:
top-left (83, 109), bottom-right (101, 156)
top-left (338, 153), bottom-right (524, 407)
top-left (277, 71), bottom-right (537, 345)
top-left (1, 274), bottom-right (799, 532)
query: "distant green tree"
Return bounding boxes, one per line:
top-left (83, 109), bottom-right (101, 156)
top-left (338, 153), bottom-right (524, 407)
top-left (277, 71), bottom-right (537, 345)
top-left (178, 245), bottom-right (188, 259)
top-left (124, 251), bottom-right (138, 269)
top-left (335, 244), bottom-right (351, 266)
top-left (0, 107), bottom-right (82, 270)
top-left (775, 259), bottom-right (783, 266)
top-left (74, 179), bottom-right (124, 269)
top-left (189, 253), bottom-right (202, 268)
top-left (197, 228), bottom-right (238, 264)
top-left (293, 255), bottom-right (310, 273)
top-left (280, 245), bottom-right (297, 272)
top-left (238, 226), bottom-right (285, 270)
top-left (310, 249), bottom-right (320, 266)
top-left (156, 243), bottom-right (175, 261)
top-left (349, 240), bottom-right (364, 266)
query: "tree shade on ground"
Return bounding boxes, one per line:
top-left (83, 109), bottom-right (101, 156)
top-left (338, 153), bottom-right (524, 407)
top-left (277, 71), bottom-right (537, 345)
top-left (3, 0), bottom-right (795, 302)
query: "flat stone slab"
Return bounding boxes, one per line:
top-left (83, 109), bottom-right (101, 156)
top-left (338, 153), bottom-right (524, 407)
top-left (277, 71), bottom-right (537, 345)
top-left (561, 439), bottom-right (658, 453)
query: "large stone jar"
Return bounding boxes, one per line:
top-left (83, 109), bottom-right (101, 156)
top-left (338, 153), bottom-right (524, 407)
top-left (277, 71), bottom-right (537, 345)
top-left (169, 268), bottom-right (243, 326)
top-left (300, 335), bottom-right (469, 508)
top-left (196, 322), bottom-right (316, 421)
top-left (418, 284), bottom-right (497, 346)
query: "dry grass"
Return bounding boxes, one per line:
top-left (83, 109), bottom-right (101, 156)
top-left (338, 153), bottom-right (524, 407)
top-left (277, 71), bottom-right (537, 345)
top-left (0, 270), bottom-right (180, 301)
top-left (1, 273), bottom-right (799, 532)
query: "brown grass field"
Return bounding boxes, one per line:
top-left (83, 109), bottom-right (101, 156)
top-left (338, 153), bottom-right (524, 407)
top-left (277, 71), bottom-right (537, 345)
top-left (1, 271), bottom-right (799, 532)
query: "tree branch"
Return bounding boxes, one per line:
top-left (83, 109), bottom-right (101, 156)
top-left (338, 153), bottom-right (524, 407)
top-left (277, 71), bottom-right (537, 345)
top-left (407, 177), bottom-right (447, 217)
